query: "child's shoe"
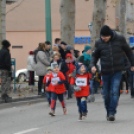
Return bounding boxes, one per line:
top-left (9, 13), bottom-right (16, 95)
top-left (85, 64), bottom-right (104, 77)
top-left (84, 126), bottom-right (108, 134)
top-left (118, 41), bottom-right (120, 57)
top-left (49, 111), bottom-right (55, 116)
top-left (120, 90), bottom-right (123, 94)
top-left (63, 107), bottom-right (67, 115)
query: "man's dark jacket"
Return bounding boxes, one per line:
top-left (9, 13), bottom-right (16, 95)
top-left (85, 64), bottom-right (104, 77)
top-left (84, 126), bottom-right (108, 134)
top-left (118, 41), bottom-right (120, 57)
top-left (0, 46), bottom-right (11, 71)
top-left (59, 46), bottom-right (65, 59)
top-left (90, 32), bottom-right (134, 75)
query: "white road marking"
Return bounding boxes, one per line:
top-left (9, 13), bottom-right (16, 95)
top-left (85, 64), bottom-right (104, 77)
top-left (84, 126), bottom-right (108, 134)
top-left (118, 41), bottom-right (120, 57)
top-left (14, 128), bottom-right (39, 134)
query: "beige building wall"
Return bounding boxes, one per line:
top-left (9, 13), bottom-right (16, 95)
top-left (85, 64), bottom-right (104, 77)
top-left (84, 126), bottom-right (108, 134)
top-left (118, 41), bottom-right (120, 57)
top-left (6, 0), bottom-right (116, 70)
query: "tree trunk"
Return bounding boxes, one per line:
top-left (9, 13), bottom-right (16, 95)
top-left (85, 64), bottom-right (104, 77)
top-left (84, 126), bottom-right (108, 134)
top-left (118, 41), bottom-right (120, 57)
top-left (119, 0), bottom-right (127, 38)
top-left (90, 0), bottom-right (107, 48)
top-left (60, 0), bottom-right (75, 47)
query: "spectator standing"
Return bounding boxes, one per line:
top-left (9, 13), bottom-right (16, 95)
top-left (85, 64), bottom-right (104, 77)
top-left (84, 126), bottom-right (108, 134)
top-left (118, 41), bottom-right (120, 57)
top-left (0, 40), bottom-right (12, 102)
top-left (27, 51), bottom-right (35, 89)
top-left (34, 43), bottom-right (50, 95)
top-left (90, 25), bottom-right (134, 121)
top-left (45, 41), bottom-right (52, 62)
top-left (65, 45), bottom-right (76, 61)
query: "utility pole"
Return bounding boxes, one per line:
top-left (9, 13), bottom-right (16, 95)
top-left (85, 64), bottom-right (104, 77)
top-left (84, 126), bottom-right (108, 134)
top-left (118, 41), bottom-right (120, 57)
top-left (0, 0), bottom-right (6, 49)
top-left (45, 0), bottom-right (52, 45)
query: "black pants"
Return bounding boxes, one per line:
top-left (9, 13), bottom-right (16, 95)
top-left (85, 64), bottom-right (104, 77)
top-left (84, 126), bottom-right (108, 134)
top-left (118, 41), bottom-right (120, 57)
top-left (38, 76), bottom-right (44, 93)
top-left (28, 71), bottom-right (34, 86)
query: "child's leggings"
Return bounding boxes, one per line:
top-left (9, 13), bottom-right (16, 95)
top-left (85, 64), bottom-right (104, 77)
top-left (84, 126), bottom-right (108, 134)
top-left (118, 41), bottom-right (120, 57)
top-left (76, 97), bottom-right (88, 114)
top-left (51, 92), bottom-right (66, 111)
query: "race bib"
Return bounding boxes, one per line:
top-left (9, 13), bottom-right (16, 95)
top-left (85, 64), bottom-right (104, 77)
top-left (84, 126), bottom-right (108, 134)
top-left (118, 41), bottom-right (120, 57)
top-left (51, 77), bottom-right (60, 85)
top-left (75, 77), bottom-right (87, 87)
top-left (46, 77), bottom-right (49, 83)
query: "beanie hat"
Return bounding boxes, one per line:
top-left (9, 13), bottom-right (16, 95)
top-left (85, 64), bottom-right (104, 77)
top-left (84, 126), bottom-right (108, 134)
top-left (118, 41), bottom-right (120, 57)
top-left (66, 45), bottom-right (74, 51)
top-left (75, 62), bottom-right (87, 74)
top-left (2, 40), bottom-right (11, 48)
top-left (45, 41), bottom-right (51, 45)
top-left (51, 63), bottom-right (59, 70)
top-left (61, 41), bottom-right (67, 46)
top-left (65, 53), bottom-right (73, 60)
top-left (100, 25), bottom-right (113, 36)
top-left (47, 66), bottom-right (52, 71)
top-left (84, 45), bottom-right (92, 52)
top-left (29, 51), bottom-right (34, 55)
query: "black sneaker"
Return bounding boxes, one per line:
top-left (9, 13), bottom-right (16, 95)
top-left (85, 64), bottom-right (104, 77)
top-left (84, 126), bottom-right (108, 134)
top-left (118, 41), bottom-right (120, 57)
top-left (108, 115), bottom-right (115, 121)
top-left (131, 95), bottom-right (134, 98)
top-left (106, 114), bottom-right (109, 121)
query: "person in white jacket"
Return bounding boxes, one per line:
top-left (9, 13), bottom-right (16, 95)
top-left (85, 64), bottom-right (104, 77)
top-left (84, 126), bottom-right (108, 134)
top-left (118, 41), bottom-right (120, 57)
top-left (27, 51), bottom-right (35, 89)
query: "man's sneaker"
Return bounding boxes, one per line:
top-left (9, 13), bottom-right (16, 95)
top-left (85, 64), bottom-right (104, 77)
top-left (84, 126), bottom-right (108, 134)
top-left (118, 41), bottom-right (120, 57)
top-left (63, 108), bottom-right (67, 115)
top-left (106, 114), bottom-right (109, 121)
top-left (131, 95), bottom-right (134, 98)
top-left (78, 113), bottom-right (82, 121)
top-left (49, 111), bottom-right (55, 116)
top-left (108, 115), bottom-right (115, 121)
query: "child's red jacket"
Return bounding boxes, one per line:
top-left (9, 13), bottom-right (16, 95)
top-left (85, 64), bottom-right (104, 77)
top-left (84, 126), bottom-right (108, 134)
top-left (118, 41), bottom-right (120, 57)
top-left (47, 71), bottom-right (66, 94)
top-left (65, 53), bottom-right (75, 82)
top-left (43, 74), bottom-right (52, 92)
top-left (70, 73), bottom-right (91, 97)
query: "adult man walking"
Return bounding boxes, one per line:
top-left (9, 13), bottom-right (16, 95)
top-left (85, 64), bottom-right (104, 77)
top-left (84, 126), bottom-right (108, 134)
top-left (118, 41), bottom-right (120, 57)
top-left (90, 25), bottom-right (134, 121)
top-left (0, 40), bottom-right (12, 102)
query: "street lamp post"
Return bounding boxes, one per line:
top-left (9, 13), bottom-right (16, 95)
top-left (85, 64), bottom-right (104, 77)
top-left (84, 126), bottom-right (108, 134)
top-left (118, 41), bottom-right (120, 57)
top-left (45, 0), bottom-right (52, 46)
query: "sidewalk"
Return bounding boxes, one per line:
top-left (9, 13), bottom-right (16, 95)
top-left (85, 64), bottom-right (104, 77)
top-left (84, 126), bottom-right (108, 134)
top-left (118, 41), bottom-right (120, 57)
top-left (0, 83), bottom-right (44, 103)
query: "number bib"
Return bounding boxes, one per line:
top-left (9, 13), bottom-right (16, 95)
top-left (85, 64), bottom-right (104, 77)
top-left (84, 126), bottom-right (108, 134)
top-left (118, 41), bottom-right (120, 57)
top-left (75, 77), bottom-right (87, 87)
top-left (51, 77), bottom-right (60, 85)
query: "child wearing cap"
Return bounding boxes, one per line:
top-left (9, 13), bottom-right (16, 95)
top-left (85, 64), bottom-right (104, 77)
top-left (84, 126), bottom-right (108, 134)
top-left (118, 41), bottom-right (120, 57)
top-left (46, 63), bottom-right (67, 116)
top-left (70, 62), bottom-right (91, 121)
top-left (43, 67), bottom-right (52, 106)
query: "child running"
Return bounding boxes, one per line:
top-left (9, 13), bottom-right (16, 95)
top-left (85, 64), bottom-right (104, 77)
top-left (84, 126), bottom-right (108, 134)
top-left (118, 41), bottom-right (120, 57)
top-left (70, 62), bottom-right (91, 121)
top-left (43, 67), bottom-right (52, 106)
top-left (46, 63), bottom-right (67, 116)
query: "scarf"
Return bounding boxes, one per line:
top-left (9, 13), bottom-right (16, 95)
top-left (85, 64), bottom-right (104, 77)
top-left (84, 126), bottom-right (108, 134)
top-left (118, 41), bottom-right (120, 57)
top-left (83, 52), bottom-right (91, 61)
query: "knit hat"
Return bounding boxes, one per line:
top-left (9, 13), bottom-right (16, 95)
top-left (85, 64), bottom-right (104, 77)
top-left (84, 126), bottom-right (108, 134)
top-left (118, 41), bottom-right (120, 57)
top-left (66, 45), bottom-right (74, 51)
top-left (75, 62), bottom-right (87, 74)
top-left (45, 41), bottom-right (51, 45)
top-left (61, 41), bottom-right (67, 46)
top-left (84, 45), bottom-right (92, 52)
top-left (51, 63), bottom-right (59, 70)
top-left (65, 53), bottom-right (73, 60)
top-left (47, 66), bottom-right (52, 71)
top-left (2, 40), bottom-right (11, 48)
top-left (100, 25), bottom-right (113, 36)
top-left (29, 51), bottom-right (34, 55)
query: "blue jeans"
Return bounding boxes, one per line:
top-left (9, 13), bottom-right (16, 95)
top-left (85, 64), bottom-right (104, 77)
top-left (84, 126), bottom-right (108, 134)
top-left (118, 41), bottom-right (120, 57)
top-left (89, 80), bottom-right (94, 95)
top-left (76, 97), bottom-right (88, 114)
top-left (102, 72), bottom-right (122, 115)
top-left (46, 92), bottom-right (51, 105)
top-left (94, 81), bottom-right (100, 93)
top-left (128, 71), bottom-right (134, 96)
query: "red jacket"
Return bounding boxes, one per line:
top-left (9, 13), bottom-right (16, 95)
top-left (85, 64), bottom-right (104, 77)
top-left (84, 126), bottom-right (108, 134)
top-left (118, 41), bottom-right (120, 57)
top-left (43, 74), bottom-right (52, 92)
top-left (48, 71), bottom-right (66, 94)
top-left (70, 73), bottom-right (91, 97)
top-left (65, 53), bottom-right (75, 82)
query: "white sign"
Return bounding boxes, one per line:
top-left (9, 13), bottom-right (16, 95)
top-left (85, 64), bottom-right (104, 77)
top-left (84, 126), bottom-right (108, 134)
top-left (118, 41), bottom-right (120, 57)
top-left (51, 77), bottom-right (60, 85)
top-left (75, 78), bottom-right (87, 87)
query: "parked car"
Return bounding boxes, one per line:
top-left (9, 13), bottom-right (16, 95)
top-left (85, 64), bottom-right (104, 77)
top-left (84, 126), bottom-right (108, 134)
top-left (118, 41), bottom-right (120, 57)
top-left (16, 69), bottom-right (38, 82)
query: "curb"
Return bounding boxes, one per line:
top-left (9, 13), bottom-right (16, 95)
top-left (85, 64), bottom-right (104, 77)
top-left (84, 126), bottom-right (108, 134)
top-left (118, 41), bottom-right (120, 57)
top-left (0, 95), bottom-right (45, 104)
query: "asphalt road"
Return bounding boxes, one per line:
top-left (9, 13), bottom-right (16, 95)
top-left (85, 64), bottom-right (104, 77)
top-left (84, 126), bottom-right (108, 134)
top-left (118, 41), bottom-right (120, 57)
top-left (0, 93), bottom-right (134, 134)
